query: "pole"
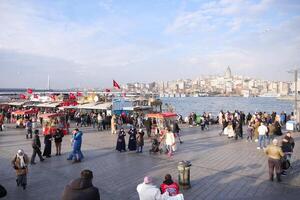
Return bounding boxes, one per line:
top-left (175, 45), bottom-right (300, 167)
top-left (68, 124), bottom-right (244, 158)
top-left (295, 70), bottom-right (298, 122)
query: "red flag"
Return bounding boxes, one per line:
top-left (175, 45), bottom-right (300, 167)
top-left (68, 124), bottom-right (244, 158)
top-left (33, 94), bottom-right (39, 99)
top-left (19, 94), bottom-right (27, 99)
top-left (69, 93), bottom-right (76, 100)
top-left (113, 80), bottom-right (121, 90)
top-left (76, 91), bottom-right (83, 97)
top-left (105, 89), bottom-right (111, 92)
top-left (27, 88), bottom-right (33, 94)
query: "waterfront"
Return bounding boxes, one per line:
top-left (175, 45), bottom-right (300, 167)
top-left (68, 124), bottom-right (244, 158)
top-left (163, 97), bottom-right (294, 117)
top-left (1, 123), bottom-right (300, 200)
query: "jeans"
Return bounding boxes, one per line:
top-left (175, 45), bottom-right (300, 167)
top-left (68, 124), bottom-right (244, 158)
top-left (267, 135), bottom-right (274, 145)
top-left (136, 146), bottom-right (143, 153)
top-left (258, 135), bottom-right (266, 148)
top-left (68, 148), bottom-right (84, 161)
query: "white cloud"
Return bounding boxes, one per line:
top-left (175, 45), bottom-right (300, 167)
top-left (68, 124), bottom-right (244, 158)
top-left (165, 0), bottom-right (274, 34)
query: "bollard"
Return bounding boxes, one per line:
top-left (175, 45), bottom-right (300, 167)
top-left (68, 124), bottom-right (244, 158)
top-left (178, 161), bottom-right (192, 189)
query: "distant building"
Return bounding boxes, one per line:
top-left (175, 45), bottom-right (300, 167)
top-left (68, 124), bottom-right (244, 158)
top-left (225, 66), bottom-right (232, 79)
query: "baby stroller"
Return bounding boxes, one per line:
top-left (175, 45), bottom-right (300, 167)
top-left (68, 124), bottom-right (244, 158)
top-left (149, 138), bottom-right (162, 154)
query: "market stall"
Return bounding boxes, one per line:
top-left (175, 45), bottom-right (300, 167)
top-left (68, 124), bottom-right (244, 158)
top-left (146, 112), bottom-right (177, 135)
top-left (11, 109), bottom-right (39, 128)
top-left (38, 113), bottom-right (69, 135)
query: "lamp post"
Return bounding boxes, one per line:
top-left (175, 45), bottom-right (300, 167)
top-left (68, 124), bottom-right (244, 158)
top-left (288, 69), bottom-right (299, 122)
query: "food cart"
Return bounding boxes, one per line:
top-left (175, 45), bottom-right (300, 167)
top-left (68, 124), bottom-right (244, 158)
top-left (11, 109), bottom-right (39, 128)
top-left (146, 112), bottom-right (177, 135)
top-left (38, 113), bottom-right (69, 135)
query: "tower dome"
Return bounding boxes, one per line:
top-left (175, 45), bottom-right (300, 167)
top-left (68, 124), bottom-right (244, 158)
top-left (225, 66), bottom-right (232, 78)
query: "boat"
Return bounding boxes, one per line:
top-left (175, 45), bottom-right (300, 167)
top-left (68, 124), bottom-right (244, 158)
top-left (258, 93), bottom-right (280, 98)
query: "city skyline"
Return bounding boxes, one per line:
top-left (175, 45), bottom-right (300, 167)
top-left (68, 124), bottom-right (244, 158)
top-left (0, 0), bottom-right (300, 88)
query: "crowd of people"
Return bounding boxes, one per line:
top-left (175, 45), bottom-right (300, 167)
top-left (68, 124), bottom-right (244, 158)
top-left (0, 106), bottom-right (297, 199)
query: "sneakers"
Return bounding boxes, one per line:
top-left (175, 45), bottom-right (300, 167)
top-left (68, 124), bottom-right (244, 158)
top-left (257, 147), bottom-right (261, 150)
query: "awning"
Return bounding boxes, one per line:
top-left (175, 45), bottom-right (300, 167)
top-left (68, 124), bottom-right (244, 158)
top-left (146, 112), bottom-right (177, 119)
top-left (123, 106), bottom-right (152, 111)
top-left (76, 102), bottom-right (112, 110)
top-left (58, 105), bottom-right (78, 110)
top-left (12, 109), bottom-right (39, 115)
top-left (38, 113), bottom-right (65, 119)
top-left (7, 101), bottom-right (26, 106)
top-left (36, 102), bottom-right (61, 108)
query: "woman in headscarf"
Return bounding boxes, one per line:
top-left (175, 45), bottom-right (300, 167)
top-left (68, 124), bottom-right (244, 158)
top-left (136, 129), bottom-right (145, 153)
top-left (127, 126), bottom-right (137, 151)
top-left (116, 128), bottom-right (126, 152)
top-left (11, 149), bottom-right (29, 190)
top-left (42, 122), bottom-right (52, 158)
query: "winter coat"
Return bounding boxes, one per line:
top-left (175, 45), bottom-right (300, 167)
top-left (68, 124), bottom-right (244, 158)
top-left (165, 132), bottom-right (175, 146)
top-left (137, 131), bottom-right (145, 146)
top-left (281, 136), bottom-right (295, 153)
top-left (73, 131), bottom-right (83, 150)
top-left (32, 134), bottom-right (41, 149)
top-left (137, 183), bottom-right (163, 200)
top-left (61, 178), bottom-right (100, 200)
top-left (11, 154), bottom-right (29, 176)
top-left (53, 129), bottom-right (64, 143)
top-left (160, 180), bottom-right (179, 196)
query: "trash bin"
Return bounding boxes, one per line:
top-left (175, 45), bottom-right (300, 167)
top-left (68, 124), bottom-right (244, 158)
top-left (286, 120), bottom-right (297, 131)
top-left (178, 161), bottom-right (192, 189)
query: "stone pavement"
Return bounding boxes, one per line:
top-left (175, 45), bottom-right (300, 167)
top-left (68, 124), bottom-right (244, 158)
top-left (0, 124), bottom-right (300, 200)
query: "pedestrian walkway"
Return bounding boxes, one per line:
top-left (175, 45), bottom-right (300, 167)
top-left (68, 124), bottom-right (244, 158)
top-left (0, 125), bottom-right (299, 200)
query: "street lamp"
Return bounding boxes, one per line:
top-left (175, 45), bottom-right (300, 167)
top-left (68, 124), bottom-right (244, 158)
top-left (288, 69), bottom-right (299, 122)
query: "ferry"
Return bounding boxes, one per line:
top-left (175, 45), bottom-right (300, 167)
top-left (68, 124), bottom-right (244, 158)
top-left (258, 93), bottom-right (280, 98)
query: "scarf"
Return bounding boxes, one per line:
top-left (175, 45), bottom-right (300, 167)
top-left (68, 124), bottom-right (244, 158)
top-left (17, 153), bottom-right (26, 168)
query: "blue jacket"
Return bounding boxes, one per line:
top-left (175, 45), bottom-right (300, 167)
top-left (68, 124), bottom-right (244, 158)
top-left (73, 131), bottom-right (83, 150)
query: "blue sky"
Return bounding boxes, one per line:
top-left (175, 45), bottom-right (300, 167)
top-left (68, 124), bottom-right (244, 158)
top-left (0, 0), bottom-right (300, 89)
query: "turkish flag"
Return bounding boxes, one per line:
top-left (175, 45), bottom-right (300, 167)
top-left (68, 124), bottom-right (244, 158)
top-left (33, 94), bottom-right (39, 99)
top-left (113, 80), bottom-right (121, 90)
top-left (27, 88), bottom-right (33, 94)
top-left (76, 91), bottom-right (83, 97)
top-left (20, 94), bottom-right (27, 99)
top-left (69, 93), bottom-right (76, 100)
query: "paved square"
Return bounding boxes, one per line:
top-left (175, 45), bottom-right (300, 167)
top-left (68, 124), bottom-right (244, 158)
top-left (0, 124), bottom-right (300, 200)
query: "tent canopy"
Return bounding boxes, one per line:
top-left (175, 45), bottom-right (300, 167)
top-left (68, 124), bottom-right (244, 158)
top-left (76, 102), bottom-right (112, 110)
top-left (12, 109), bottom-right (38, 115)
top-left (38, 113), bottom-right (65, 119)
top-left (36, 102), bottom-right (61, 108)
top-left (146, 112), bottom-right (177, 119)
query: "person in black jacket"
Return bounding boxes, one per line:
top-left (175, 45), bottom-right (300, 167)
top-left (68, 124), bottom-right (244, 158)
top-left (30, 130), bottom-right (44, 165)
top-left (43, 133), bottom-right (52, 158)
top-left (172, 121), bottom-right (183, 144)
top-left (62, 169), bottom-right (100, 200)
top-left (281, 132), bottom-right (295, 160)
top-left (53, 128), bottom-right (64, 156)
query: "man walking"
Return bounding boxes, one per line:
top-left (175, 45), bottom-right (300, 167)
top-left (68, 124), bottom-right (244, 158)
top-left (265, 139), bottom-right (284, 182)
top-left (257, 122), bottom-right (268, 150)
top-left (30, 130), bottom-right (44, 164)
top-left (67, 129), bottom-right (84, 163)
top-left (172, 121), bottom-right (183, 144)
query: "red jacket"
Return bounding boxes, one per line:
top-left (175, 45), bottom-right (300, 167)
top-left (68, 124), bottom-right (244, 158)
top-left (160, 182), bottom-right (179, 196)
